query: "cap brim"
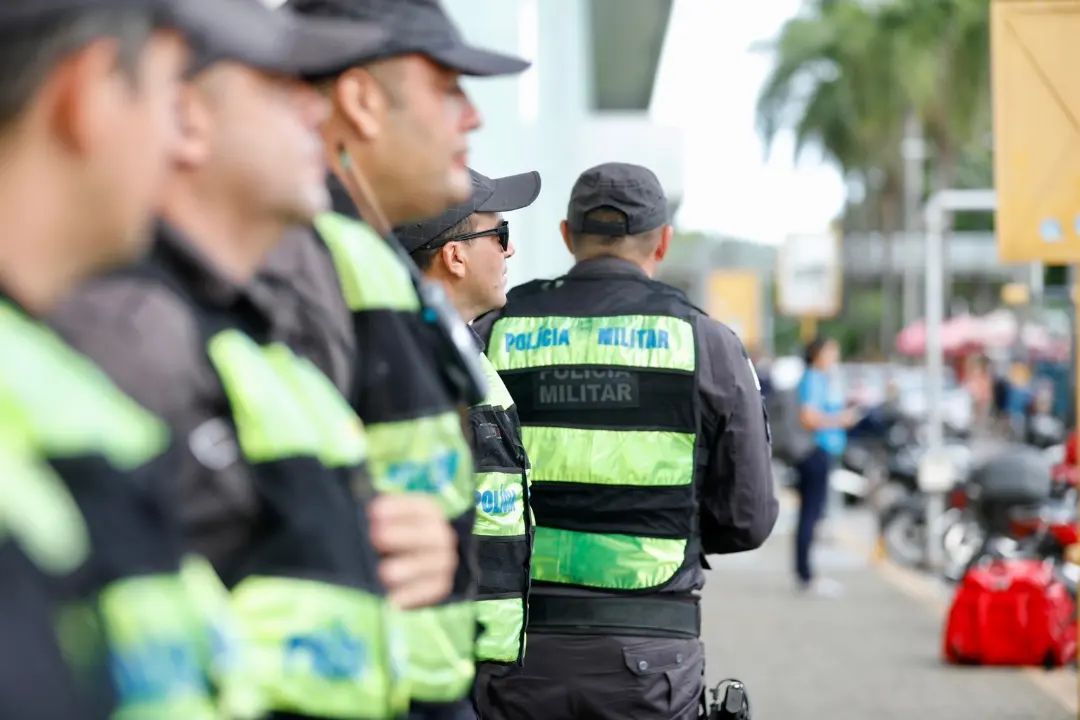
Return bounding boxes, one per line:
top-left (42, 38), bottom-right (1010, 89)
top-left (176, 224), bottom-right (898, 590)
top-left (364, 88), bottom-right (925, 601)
top-left (477, 171), bottom-right (541, 213)
top-left (425, 42), bottom-right (530, 77)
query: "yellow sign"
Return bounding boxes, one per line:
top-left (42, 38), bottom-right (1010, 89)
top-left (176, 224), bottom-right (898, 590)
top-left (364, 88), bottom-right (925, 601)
top-left (706, 271), bottom-right (761, 350)
top-left (1000, 282), bottom-right (1031, 306)
top-left (992, 0), bottom-right (1080, 262)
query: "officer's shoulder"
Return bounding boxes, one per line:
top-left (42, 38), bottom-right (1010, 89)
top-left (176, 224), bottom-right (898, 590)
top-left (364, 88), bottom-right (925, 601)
top-left (693, 313), bottom-right (750, 359)
top-left (505, 277), bottom-right (556, 302)
top-left (53, 272), bottom-right (201, 359)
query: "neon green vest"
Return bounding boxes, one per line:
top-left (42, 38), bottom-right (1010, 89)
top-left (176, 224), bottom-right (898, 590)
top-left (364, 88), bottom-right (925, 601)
top-left (488, 285), bottom-right (702, 593)
top-left (207, 329), bottom-right (409, 719)
top-left (318, 213), bottom-right (476, 703)
top-left (0, 301), bottom-right (220, 719)
top-left (469, 354), bottom-right (531, 664)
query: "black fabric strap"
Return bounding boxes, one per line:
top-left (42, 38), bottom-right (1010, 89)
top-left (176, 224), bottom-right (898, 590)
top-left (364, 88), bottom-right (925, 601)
top-left (528, 595), bottom-right (700, 639)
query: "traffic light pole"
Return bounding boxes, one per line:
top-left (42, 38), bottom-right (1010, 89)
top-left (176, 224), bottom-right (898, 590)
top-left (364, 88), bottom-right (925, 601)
top-left (922, 189), bottom-right (997, 570)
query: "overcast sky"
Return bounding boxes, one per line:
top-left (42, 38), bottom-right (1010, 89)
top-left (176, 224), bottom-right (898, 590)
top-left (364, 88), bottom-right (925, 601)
top-left (652, 0), bottom-right (847, 245)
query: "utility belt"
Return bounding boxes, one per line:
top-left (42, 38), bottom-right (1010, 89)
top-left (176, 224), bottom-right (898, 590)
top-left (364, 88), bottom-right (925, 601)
top-left (527, 594), bottom-right (700, 639)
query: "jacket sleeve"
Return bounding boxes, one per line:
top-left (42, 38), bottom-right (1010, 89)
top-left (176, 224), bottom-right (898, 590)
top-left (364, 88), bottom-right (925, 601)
top-left (50, 278), bottom-right (260, 579)
top-left (695, 315), bottom-right (779, 554)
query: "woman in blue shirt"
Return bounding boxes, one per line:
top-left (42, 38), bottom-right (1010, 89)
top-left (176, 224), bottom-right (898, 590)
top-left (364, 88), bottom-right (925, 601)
top-left (795, 338), bottom-right (858, 594)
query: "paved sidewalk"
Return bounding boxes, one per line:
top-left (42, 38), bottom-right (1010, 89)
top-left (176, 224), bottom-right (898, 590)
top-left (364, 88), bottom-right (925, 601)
top-left (700, 496), bottom-right (1076, 720)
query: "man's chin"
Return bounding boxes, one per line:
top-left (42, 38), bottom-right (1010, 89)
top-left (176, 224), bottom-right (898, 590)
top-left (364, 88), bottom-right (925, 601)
top-left (446, 168), bottom-right (472, 204)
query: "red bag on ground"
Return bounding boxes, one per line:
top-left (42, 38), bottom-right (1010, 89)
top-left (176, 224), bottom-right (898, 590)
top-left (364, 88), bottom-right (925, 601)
top-left (943, 558), bottom-right (1077, 667)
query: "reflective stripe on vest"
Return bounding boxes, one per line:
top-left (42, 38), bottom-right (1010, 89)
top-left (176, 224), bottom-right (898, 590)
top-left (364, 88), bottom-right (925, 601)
top-left (207, 329), bottom-right (408, 717)
top-left (470, 354), bottom-right (531, 665)
top-left (317, 213), bottom-right (420, 312)
top-left (479, 351), bottom-right (515, 410)
top-left (0, 302), bottom-right (168, 470)
top-left (487, 314), bottom-right (695, 373)
top-left (364, 411), bottom-right (473, 518)
top-left (0, 303), bottom-right (218, 716)
top-left (231, 576), bottom-right (409, 719)
top-left (179, 556), bottom-right (264, 720)
top-left (488, 308), bottom-right (698, 592)
top-left (316, 212), bottom-right (477, 700)
top-left (0, 429), bottom-right (89, 576)
top-left (207, 331), bottom-right (367, 466)
top-left (473, 472), bottom-right (527, 537)
top-left (474, 597), bottom-right (526, 664)
top-left (98, 574), bottom-right (217, 720)
top-left (401, 603), bottom-right (475, 703)
top-left (531, 527), bottom-right (686, 590)
top-left (522, 426), bottom-right (694, 487)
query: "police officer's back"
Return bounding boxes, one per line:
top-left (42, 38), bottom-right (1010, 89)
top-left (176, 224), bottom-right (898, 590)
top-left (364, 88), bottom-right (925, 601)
top-left (474, 163), bottom-right (779, 720)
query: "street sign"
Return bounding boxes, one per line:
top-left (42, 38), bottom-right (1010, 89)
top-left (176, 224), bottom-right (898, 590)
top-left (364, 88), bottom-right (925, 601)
top-left (776, 233), bottom-right (842, 318)
top-left (706, 270), bottom-right (761, 350)
top-left (992, 0), bottom-right (1080, 262)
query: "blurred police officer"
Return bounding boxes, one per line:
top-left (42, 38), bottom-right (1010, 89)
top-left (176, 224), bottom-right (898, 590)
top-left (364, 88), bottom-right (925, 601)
top-left (474, 163), bottom-right (779, 720)
top-left (53, 3), bottom-right (452, 718)
top-left (0, 1), bottom-right (247, 717)
top-left (396, 169), bottom-right (541, 701)
top-left (259, 3), bottom-right (530, 718)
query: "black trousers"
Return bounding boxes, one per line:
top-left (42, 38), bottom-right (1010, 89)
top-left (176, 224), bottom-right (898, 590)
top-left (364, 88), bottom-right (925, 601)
top-left (795, 446), bottom-right (831, 584)
top-left (475, 633), bottom-right (704, 720)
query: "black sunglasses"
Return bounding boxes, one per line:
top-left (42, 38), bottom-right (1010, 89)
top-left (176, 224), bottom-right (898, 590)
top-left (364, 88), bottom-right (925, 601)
top-left (440, 220), bottom-right (510, 251)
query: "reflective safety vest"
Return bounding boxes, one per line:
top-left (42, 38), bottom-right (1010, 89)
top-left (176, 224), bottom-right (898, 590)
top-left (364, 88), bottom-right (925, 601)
top-left (128, 230), bottom-right (409, 720)
top-left (0, 300), bottom-right (220, 719)
top-left (486, 272), bottom-right (703, 593)
top-left (469, 354), bottom-right (531, 665)
top-left (204, 329), bottom-right (409, 719)
top-left (317, 212), bottom-right (477, 703)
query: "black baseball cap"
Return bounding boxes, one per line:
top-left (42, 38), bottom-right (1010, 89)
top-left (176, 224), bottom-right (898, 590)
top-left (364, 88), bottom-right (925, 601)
top-left (395, 168), bottom-right (541, 253)
top-left (0, 0), bottom-right (387, 80)
top-left (286, 0), bottom-right (530, 77)
top-left (177, 0), bottom-right (388, 78)
top-left (567, 162), bottom-right (669, 236)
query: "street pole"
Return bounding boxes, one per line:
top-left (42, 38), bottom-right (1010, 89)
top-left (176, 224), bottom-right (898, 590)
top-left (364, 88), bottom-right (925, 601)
top-left (925, 202), bottom-right (945, 453)
top-left (902, 113), bottom-right (926, 329)
top-left (922, 190), bottom-right (997, 571)
top-left (924, 196), bottom-right (946, 571)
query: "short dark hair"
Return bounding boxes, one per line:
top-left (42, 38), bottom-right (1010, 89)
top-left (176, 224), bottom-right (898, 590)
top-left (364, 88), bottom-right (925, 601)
top-left (570, 207), bottom-right (662, 257)
top-left (0, 7), bottom-right (156, 133)
top-left (804, 337), bottom-right (831, 366)
top-left (409, 215), bottom-right (472, 271)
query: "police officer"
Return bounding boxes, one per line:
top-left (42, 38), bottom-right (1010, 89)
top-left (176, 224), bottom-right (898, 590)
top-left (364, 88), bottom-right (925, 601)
top-left (474, 163), bottom-right (780, 720)
top-left (52, 3), bottom-right (451, 718)
top-left (395, 169), bottom-right (541, 698)
top-left (259, 3), bottom-right (530, 718)
top-left (0, 1), bottom-right (254, 717)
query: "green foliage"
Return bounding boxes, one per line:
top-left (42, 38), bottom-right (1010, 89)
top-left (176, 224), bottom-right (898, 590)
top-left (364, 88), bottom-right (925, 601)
top-left (757, 0), bottom-right (991, 201)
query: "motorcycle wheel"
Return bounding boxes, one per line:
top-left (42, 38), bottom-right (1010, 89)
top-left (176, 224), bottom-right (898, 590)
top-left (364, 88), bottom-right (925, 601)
top-left (880, 502), bottom-right (927, 567)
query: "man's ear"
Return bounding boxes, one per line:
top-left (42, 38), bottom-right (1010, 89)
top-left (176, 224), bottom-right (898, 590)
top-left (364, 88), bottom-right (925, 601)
top-left (333, 67), bottom-right (387, 141)
top-left (560, 220), bottom-right (574, 256)
top-left (172, 83), bottom-right (211, 170)
top-left (654, 224), bottom-right (673, 263)
top-left (441, 241), bottom-right (468, 279)
top-left (49, 37), bottom-right (124, 155)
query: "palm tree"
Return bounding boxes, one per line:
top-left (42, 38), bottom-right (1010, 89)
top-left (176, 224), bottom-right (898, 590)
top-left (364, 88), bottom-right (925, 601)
top-left (891, 0), bottom-right (991, 193)
top-left (757, 0), bottom-right (992, 353)
top-left (757, 0), bottom-right (909, 352)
